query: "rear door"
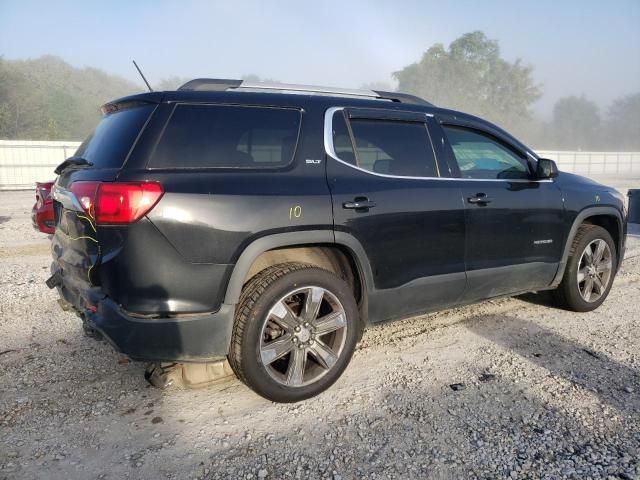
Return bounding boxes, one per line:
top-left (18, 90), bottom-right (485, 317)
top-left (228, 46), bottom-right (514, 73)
top-left (431, 117), bottom-right (565, 300)
top-left (326, 107), bottom-right (466, 322)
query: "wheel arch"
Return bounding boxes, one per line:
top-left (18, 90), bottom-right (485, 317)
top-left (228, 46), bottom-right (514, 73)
top-left (551, 206), bottom-right (624, 287)
top-left (223, 231), bottom-right (374, 316)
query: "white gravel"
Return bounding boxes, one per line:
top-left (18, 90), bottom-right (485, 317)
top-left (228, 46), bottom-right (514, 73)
top-left (1, 187), bottom-right (639, 480)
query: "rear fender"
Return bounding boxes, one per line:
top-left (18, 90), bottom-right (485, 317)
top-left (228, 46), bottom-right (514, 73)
top-left (223, 230), bottom-right (374, 306)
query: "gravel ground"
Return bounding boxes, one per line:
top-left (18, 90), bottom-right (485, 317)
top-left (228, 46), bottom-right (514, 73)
top-left (1, 185), bottom-right (639, 480)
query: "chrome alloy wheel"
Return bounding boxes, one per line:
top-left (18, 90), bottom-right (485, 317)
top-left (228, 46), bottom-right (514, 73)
top-left (577, 238), bottom-right (613, 302)
top-left (259, 286), bottom-right (348, 387)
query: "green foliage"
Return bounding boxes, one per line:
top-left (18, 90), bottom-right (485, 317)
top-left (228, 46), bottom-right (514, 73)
top-left (0, 49), bottom-right (637, 151)
top-left (529, 94), bottom-right (640, 151)
top-left (394, 31), bottom-right (542, 133)
top-left (605, 93), bottom-right (640, 151)
top-left (551, 95), bottom-right (601, 150)
top-left (0, 56), bottom-right (140, 140)
top-left (393, 31), bottom-right (639, 151)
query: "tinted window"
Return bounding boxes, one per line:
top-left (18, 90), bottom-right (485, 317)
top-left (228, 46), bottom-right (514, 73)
top-left (443, 126), bottom-right (529, 179)
top-left (75, 105), bottom-right (154, 169)
top-left (332, 111), bottom-right (356, 165)
top-left (349, 119), bottom-right (438, 177)
top-left (150, 104), bottom-right (301, 168)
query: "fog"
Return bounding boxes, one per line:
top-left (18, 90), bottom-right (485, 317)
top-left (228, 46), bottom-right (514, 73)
top-left (1, 0), bottom-right (639, 148)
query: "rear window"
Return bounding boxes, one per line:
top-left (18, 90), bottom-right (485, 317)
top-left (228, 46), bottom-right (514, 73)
top-left (150, 104), bottom-right (301, 169)
top-left (75, 104), bottom-right (155, 169)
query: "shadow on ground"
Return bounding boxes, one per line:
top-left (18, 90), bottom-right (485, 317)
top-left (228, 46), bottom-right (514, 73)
top-left (464, 314), bottom-right (640, 412)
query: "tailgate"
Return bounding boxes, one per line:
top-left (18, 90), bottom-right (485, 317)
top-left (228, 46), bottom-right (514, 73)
top-left (51, 184), bottom-right (100, 287)
top-left (49, 102), bottom-right (157, 308)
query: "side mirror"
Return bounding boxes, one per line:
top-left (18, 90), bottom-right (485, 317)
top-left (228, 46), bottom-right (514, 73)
top-left (536, 158), bottom-right (559, 179)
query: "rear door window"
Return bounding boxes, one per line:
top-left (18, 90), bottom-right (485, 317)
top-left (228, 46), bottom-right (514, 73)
top-left (75, 104), bottom-right (155, 169)
top-left (150, 104), bottom-right (301, 168)
top-left (349, 119), bottom-right (438, 178)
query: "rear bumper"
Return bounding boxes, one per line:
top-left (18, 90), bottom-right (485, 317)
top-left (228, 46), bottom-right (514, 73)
top-left (85, 299), bottom-right (235, 362)
top-left (52, 263), bottom-right (235, 362)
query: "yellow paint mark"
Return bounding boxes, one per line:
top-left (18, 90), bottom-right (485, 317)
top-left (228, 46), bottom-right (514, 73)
top-left (289, 205), bottom-right (302, 220)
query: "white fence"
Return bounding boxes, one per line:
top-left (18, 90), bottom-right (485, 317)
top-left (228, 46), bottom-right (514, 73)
top-left (0, 140), bottom-right (81, 190)
top-left (0, 140), bottom-right (639, 190)
top-left (536, 150), bottom-right (640, 176)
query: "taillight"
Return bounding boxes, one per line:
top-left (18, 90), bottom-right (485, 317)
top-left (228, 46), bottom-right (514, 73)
top-left (70, 182), bottom-right (163, 225)
top-left (70, 182), bottom-right (99, 217)
top-left (35, 182), bottom-right (54, 208)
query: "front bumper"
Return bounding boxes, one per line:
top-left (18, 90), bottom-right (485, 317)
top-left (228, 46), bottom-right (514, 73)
top-left (50, 263), bottom-right (235, 362)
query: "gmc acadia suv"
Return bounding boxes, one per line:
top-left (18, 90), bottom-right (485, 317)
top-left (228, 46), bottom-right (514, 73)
top-left (48, 79), bottom-right (627, 402)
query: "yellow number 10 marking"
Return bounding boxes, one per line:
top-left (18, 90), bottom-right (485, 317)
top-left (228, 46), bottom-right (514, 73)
top-left (289, 205), bottom-right (302, 220)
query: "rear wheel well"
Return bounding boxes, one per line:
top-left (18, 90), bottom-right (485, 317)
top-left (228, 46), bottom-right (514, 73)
top-left (582, 215), bottom-right (621, 260)
top-left (243, 245), bottom-right (363, 304)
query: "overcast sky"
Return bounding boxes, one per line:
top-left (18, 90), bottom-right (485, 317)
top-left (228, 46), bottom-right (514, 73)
top-left (1, 0), bottom-right (639, 117)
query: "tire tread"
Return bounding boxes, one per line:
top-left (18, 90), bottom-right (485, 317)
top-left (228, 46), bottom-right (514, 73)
top-left (553, 223), bottom-right (615, 311)
top-left (228, 262), bottom-right (316, 387)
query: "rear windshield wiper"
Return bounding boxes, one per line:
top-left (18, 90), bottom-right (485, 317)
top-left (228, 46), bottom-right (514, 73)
top-left (54, 157), bottom-right (94, 175)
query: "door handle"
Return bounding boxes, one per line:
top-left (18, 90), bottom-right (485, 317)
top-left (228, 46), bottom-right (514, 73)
top-left (343, 197), bottom-right (376, 211)
top-left (467, 193), bottom-right (492, 205)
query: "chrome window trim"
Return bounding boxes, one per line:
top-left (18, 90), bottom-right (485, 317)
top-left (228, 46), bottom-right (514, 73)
top-left (323, 107), bottom-right (552, 183)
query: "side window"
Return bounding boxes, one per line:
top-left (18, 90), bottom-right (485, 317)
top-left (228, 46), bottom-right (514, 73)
top-left (442, 126), bottom-right (529, 180)
top-left (349, 119), bottom-right (438, 177)
top-left (332, 111), bottom-right (357, 166)
top-left (150, 104), bottom-right (301, 168)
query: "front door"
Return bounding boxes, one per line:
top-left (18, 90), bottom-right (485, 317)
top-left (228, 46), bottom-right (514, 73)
top-left (432, 119), bottom-right (565, 301)
top-left (326, 107), bottom-right (467, 322)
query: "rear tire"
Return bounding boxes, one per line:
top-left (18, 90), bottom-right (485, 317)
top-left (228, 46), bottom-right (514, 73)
top-left (553, 224), bottom-right (617, 312)
top-left (228, 263), bottom-right (359, 403)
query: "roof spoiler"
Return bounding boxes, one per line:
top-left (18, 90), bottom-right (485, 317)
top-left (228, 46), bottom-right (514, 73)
top-left (101, 92), bottom-right (164, 115)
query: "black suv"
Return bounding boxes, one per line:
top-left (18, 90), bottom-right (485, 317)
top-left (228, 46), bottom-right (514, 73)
top-left (48, 79), bottom-right (627, 402)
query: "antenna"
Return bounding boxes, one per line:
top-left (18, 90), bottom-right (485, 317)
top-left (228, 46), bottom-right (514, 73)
top-left (132, 60), bottom-right (153, 92)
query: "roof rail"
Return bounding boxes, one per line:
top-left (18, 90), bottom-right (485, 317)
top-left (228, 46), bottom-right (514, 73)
top-left (178, 78), bottom-right (242, 91)
top-left (177, 78), bottom-right (433, 107)
top-left (374, 90), bottom-right (433, 107)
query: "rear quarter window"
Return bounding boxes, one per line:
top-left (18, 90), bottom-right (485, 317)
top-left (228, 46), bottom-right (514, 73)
top-left (75, 104), bottom-right (155, 169)
top-left (149, 104), bottom-right (302, 169)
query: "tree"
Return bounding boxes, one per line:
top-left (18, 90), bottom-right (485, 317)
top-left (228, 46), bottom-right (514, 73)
top-left (0, 56), bottom-right (140, 140)
top-left (551, 96), bottom-right (601, 150)
top-left (393, 31), bottom-right (541, 135)
top-left (604, 93), bottom-right (640, 151)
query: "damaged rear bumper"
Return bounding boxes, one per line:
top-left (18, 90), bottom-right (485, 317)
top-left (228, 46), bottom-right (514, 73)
top-left (48, 264), bottom-right (235, 362)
